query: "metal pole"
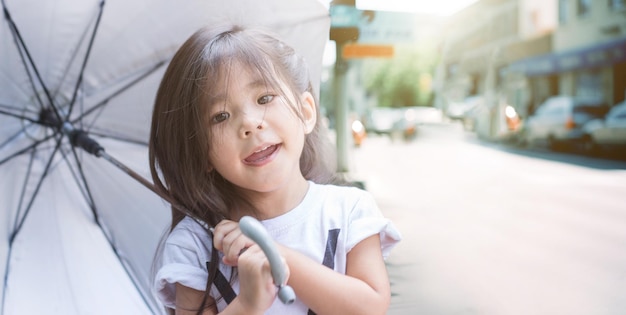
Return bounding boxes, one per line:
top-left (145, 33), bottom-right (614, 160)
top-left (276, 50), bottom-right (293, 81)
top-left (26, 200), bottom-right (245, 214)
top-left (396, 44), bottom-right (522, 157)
top-left (334, 42), bottom-right (350, 173)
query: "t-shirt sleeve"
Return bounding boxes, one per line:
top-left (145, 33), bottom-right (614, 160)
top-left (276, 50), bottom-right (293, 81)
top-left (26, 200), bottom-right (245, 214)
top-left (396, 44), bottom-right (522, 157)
top-left (346, 190), bottom-right (402, 259)
top-left (154, 223), bottom-right (212, 309)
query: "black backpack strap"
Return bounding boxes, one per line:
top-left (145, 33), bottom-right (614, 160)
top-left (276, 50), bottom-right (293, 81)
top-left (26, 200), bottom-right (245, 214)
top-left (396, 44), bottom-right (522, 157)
top-left (208, 260), bottom-right (237, 304)
top-left (308, 228), bottom-right (341, 315)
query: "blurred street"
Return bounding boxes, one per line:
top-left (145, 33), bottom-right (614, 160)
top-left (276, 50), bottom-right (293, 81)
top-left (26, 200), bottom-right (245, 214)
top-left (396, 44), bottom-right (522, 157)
top-left (349, 122), bottom-right (626, 315)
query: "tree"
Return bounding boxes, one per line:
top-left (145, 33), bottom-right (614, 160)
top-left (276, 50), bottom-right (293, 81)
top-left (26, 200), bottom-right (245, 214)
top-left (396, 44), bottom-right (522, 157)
top-left (364, 44), bottom-right (437, 108)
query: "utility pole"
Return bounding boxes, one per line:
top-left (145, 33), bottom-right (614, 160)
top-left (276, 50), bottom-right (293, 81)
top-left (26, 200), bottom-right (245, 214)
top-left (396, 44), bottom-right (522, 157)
top-left (329, 0), bottom-right (359, 173)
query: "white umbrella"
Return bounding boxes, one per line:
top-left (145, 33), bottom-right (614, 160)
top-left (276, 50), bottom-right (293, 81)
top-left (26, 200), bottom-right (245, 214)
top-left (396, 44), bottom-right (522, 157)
top-left (0, 0), bottom-right (330, 313)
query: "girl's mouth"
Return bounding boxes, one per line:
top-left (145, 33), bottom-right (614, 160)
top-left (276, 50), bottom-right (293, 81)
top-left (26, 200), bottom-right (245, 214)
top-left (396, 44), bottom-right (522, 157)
top-left (243, 144), bottom-right (280, 165)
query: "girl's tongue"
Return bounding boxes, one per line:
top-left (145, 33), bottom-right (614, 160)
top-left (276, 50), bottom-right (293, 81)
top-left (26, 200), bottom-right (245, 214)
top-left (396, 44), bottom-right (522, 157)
top-left (244, 144), bottom-right (278, 163)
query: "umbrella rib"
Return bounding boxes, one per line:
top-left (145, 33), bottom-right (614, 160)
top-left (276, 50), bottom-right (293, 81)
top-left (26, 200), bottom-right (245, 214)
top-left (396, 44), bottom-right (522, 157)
top-left (62, 149), bottom-right (162, 314)
top-left (51, 1), bottom-right (102, 102)
top-left (3, 16), bottom-right (46, 112)
top-left (70, 60), bottom-right (167, 125)
top-left (0, 245), bottom-right (14, 315)
top-left (66, 145), bottom-right (100, 224)
top-left (12, 149), bottom-right (37, 235)
top-left (0, 107), bottom-right (39, 124)
top-left (0, 103), bottom-right (38, 114)
top-left (0, 130), bottom-right (27, 160)
top-left (75, 98), bottom-right (107, 132)
top-left (0, 133), bottom-right (56, 166)
top-left (67, 0), bottom-right (105, 119)
top-left (2, 135), bottom-right (61, 315)
top-left (9, 133), bottom-right (63, 244)
top-left (0, 149), bottom-right (36, 308)
top-left (1, 1), bottom-right (62, 122)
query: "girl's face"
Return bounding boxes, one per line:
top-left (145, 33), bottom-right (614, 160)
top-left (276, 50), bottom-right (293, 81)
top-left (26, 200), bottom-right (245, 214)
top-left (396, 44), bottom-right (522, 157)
top-left (205, 61), bottom-right (316, 194)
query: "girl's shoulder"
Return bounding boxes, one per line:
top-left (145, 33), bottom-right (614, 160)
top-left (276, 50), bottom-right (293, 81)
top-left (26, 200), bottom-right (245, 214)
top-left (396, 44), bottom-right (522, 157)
top-left (308, 181), bottom-right (402, 258)
top-left (173, 216), bottom-right (210, 233)
top-left (166, 216), bottom-right (212, 248)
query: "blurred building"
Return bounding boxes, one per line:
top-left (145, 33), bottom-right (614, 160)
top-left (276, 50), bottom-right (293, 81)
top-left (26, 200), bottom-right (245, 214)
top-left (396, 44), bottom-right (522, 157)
top-left (436, 0), bottom-right (626, 140)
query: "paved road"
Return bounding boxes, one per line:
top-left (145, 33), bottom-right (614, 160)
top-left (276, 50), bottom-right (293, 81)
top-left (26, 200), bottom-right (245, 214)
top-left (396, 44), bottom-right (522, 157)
top-left (349, 122), bottom-right (626, 315)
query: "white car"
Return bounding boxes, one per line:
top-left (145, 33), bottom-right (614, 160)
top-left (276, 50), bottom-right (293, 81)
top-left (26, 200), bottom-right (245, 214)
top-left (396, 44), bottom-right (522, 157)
top-left (365, 107), bottom-right (421, 139)
top-left (582, 101), bottom-right (626, 152)
top-left (521, 95), bottom-right (609, 150)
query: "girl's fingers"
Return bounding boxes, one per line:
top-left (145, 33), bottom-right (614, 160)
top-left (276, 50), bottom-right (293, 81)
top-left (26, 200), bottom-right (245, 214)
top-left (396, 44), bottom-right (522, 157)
top-left (236, 245), bottom-right (277, 311)
top-left (213, 220), bottom-right (255, 266)
top-left (222, 231), bottom-right (256, 266)
top-left (212, 220), bottom-right (238, 251)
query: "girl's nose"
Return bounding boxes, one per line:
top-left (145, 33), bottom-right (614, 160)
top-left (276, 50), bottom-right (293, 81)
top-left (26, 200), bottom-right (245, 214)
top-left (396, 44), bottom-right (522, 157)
top-left (239, 109), bottom-right (265, 138)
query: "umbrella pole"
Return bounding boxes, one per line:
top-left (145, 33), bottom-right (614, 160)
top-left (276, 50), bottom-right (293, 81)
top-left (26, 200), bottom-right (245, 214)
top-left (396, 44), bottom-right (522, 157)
top-left (96, 151), bottom-right (205, 222)
top-left (62, 123), bottom-right (197, 220)
top-left (61, 125), bottom-right (220, 240)
top-left (98, 151), bottom-right (168, 201)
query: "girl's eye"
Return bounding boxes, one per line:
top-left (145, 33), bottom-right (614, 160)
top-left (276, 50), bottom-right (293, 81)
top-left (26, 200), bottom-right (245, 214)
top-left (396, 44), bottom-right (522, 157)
top-left (212, 112), bottom-right (230, 123)
top-left (258, 95), bottom-right (274, 105)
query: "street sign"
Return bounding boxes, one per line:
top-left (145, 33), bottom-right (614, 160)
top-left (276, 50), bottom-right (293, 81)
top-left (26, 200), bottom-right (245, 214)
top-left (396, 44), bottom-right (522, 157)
top-left (358, 11), bottom-right (419, 44)
top-left (330, 5), bottom-right (361, 28)
top-left (342, 43), bottom-right (394, 59)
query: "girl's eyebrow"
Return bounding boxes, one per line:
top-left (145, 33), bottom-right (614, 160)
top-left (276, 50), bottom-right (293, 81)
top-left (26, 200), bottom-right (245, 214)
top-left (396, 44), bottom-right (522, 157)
top-left (207, 78), bottom-right (269, 106)
top-left (206, 94), bottom-right (226, 107)
top-left (247, 78), bottom-right (268, 90)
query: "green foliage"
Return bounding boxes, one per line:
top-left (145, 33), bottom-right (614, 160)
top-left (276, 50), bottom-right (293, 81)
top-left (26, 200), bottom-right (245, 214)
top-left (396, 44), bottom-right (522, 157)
top-left (363, 44), bottom-right (437, 107)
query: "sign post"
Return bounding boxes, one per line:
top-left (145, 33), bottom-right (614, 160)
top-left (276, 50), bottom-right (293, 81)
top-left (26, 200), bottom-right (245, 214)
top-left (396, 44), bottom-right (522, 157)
top-left (328, 3), bottom-right (422, 174)
top-left (329, 0), bottom-right (359, 174)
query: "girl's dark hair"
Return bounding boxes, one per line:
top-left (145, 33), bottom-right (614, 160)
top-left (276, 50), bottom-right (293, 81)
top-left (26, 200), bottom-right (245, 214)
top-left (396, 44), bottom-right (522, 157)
top-left (149, 25), bottom-right (343, 313)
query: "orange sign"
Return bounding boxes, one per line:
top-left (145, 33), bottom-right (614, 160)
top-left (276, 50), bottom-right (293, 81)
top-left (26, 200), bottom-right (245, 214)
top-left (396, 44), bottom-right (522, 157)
top-left (342, 44), bottom-right (394, 59)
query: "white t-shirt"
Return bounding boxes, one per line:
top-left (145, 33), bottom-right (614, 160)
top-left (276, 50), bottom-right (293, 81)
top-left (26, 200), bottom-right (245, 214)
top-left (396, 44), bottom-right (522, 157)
top-left (154, 181), bottom-right (401, 314)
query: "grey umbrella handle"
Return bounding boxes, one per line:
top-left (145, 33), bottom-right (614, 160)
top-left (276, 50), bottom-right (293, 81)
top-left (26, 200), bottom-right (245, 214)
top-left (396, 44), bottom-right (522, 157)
top-left (239, 216), bottom-right (296, 305)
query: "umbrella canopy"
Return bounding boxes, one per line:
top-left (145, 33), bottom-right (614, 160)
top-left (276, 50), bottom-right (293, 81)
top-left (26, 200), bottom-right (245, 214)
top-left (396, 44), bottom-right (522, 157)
top-left (0, 0), bottom-right (330, 314)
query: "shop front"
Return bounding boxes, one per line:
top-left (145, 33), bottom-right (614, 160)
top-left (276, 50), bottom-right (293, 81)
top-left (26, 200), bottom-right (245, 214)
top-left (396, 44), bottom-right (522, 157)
top-left (506, 36), bottom-right (626, 111)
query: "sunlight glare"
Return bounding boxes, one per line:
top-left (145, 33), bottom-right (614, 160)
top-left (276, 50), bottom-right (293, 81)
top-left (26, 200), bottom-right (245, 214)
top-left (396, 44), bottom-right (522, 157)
top-left (356, 0), bottom-right (479, 16)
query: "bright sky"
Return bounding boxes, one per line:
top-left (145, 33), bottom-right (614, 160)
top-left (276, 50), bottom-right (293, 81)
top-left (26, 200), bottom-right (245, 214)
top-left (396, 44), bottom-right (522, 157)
top-left (320, 0), bottom-right (479, 16)
top-left (319, 0), bottom-right (480, 66)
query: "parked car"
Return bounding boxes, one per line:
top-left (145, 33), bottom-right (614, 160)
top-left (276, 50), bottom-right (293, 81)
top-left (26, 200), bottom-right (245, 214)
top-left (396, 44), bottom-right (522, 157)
top-left (520, 95), bottom-right (610, 150)
top-left (365, 107), bottom-right (404, 136)
top-left (581, 101), bottom-right (626, 154)
top-left (364, 107), bottom-right (418, 141)
top-left (446, 95), bottom-right (482, 121)
top-left (461, 98), bottom-right (523, 144)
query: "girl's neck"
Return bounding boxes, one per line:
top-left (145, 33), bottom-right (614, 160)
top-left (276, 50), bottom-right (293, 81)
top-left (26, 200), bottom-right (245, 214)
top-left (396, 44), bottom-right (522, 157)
top-left (235, 177), bottom-right (310, 221)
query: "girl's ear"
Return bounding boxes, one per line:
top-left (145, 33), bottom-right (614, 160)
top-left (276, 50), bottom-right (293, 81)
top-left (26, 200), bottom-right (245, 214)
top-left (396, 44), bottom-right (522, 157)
top-left (300, 91), bottom-right (317, 134)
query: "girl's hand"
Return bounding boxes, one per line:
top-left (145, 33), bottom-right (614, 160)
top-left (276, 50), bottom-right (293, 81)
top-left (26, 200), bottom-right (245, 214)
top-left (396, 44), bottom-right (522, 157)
top-left (213, 220), bottom-right (291, 313)
top-left (236, 245), bottom-right (286, 313)
top-left (212, 220), bottom-right (256, 266)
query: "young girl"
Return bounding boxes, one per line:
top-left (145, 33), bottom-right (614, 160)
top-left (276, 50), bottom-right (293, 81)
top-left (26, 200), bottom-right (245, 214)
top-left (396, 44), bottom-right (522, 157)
top-left (149, 25), bottom-right (401, 315)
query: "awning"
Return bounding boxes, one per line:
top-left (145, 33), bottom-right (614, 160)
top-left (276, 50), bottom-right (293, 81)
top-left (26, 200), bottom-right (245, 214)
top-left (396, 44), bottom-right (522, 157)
top-left (506, 36), bottom-right (626, 76)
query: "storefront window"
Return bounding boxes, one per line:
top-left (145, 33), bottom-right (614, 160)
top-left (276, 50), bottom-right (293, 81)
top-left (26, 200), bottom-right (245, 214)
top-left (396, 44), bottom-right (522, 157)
top-left (576, 71), bottom-right (603, 102)
top-left (577, 0), bottom-right (592, 17)
top-left (610, 0), bottom-right (626, 10)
